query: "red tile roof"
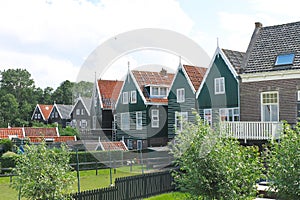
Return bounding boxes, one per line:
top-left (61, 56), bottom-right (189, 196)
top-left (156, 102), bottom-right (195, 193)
top-left (132, 69), bottom-right (175, 103)
top-left (98, 80), bottom-right (124, 109)
top-left (0, 128), bottom-right (24, 139)
top-left (183, 65), bottom-right (207, 91)
top-left (24, 127), bottom-right (59, 137)
top-left (100, 141), bottom-right (128, 151)
top-left (28, 136), bottom-right (77, 143)
top-left (38, 104), bottom-right (53, 120)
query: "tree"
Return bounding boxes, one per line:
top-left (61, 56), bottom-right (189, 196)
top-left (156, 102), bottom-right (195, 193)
top-left (52, 80), bottom-right (74, 104)
top-left (265, 122), bottom-right (300, 199)
top-left (169, 115), bottom-right (263, 199)
top-left (12, 142), bottom-right (75, 200)
top-left (0, 93), bottom-right (19, 127)
top-left (72, 81), bottom-right (93, 99)
top-left (0, 139), bottom-right (13, 154)
top-left (43, 86), bottom-right (54, 104)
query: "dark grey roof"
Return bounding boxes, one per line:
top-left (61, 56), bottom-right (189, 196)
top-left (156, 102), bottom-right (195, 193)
top-left (243, 21), bottom-right (300, 73)
top-left (222, 49), bottom-right (245, 71)
top-left (56, 104), bottom-right (73, 119)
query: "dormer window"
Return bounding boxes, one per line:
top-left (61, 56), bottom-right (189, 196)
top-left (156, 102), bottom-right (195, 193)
top-left (275, 53), bottom-right (295, 66)
top-left (150, 86), bottom-right (168, 98)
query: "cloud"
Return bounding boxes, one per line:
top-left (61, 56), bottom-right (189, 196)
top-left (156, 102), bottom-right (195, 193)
top-left (0, 50), bottom-right (78, 89)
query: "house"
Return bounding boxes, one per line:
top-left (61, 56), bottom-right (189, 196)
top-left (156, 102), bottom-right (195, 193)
top-left (115, 68), bottom-right (174, 150)
top-left (31, 104), bottom-right (53, 124)
top-left (240, 22), bottom-right (300, 126)
top-left (167, 64), bottom-right (207, 139)
top-left (197, 47), bottom-right (245, 126)
top-left (48, 103), bottom-right (73, 128)
top-left (91, 79), bottom-right (123, 140)
top-left (70, 96), bottom-right (92, 130)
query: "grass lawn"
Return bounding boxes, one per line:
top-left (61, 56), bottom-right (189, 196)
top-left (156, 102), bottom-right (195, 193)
top-left (0, 165), bottom-right (144, 200)
top-left (143, 192), bottom-right (188, 200)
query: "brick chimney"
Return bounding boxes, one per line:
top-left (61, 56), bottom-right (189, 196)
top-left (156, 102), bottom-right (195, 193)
top-left (255, 22), bottom-right (263, 28)
top-left (160, 68), bottom-right (167, 76)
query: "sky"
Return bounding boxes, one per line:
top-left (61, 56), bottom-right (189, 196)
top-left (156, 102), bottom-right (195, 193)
top-left (0, 0), bottom-right (300, 89)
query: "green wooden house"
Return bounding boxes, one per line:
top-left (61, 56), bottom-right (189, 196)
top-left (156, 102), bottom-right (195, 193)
top-left (167, 64), bottom-right (206, 139)
top-left (196, 47), bottom-right (245, 125)
top-left (115, 68), bottom-right (174, 150)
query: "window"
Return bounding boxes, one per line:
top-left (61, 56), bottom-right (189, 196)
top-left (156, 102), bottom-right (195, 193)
top-left (136, 111), bottom-right (142, 130)
top-left (51, 112), bottom-right (54, 118)
top-left (151, 109), bottom-right (159, 128)
top-left (127, 139), bottom-right (133, 150)
top-left (131, 91), bottom-right (137, 103)
top-left (55, 112), bottom-right (58, 118)
top-left (204, 109), bottom-right (212, 125)
top-left (177, 88), bottom-right (185, 103)
top-left (121, 113), bottom-right (130, 130)
top-left (76, 109), bottom-right (80, 115)
top-left (215, 77), bottom-right (225, 94)
top-left (81, 120), bottom-right (87, 128)
top-left (93, 116), bottom-right (97, 129)
top-left (137, 140), bottom-right (142, 150)
top-left (150, 87), bottom-right (168, 97)
top-left (261, 92), bottom-right (279, 122)
top-left (81, 109), bottom-right (85, 115)
top-left (175, 112), bottom-right (188, 132)
top-left (219, 108), bottom-right (239, 122)
top-left (122, 92), bottom-right (128, 104)
top-left (298, 91), bottom-right (300, 101)
top-left (37, 114), bottom-right (41, 119)
top-left (275, 53), bottom-right (294, 66)
top-left (34, 114), bottom-right (37, 119)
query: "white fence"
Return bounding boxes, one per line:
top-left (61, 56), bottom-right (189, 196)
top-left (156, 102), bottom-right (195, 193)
top-left (221, 121), bottom-right (283, 143)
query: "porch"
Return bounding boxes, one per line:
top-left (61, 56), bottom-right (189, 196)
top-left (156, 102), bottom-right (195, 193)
top-left (221, 121), bottom-right (283, 143)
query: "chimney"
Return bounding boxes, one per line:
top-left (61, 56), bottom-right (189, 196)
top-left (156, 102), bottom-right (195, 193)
top-left (255, 22), bottom-right (263, 28)
top-left (160, 68), bottom-right (167, 76)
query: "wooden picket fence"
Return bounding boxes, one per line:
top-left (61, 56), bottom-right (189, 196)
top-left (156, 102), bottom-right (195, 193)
top-left (71, 170), bottom-right (175, 200)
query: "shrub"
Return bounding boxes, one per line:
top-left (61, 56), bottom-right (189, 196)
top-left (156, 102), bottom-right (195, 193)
top-left (0, 139), bottom-right (13, 153)
top-left (264, 122), bottom-right (300, 199)
top-left (169, 115), bottom-right (263, 199)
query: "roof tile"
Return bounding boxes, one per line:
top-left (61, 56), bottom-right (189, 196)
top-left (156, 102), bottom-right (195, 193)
top-left (98, 80), bottom-right (123, 109)
top-left (183, 65), bottom-right (207, 91)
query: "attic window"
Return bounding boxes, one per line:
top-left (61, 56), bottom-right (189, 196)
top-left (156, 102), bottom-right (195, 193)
top-left (275, 53), bottom-right (295, 66)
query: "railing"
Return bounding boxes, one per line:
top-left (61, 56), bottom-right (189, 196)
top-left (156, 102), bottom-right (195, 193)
top-left (221, 121), bottom-right (283, 143)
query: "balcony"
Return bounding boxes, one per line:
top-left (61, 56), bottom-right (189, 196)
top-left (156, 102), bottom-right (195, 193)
top-left (221, 121), bottom-right (283, 143)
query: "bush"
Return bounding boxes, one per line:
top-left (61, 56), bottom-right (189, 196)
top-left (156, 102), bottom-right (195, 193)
top-left (0, 151), bottom-right (19, 169)
top-left (0, 139), bottom-right (13, 153)
top-left (169, 115), bottom-right (263, 199)
top-left (264, 122), bottom-right (300, 199)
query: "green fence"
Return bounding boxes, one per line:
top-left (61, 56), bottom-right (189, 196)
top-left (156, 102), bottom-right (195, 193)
top-left (71, 170), bottom-right (175, 200)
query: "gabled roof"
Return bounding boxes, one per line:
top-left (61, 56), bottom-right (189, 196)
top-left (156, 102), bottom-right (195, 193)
top-left (183, 65), bottom-right (207, 92)
top-left (70, 97), bottom-right (92, 116)
top-left (243, 21), bottom-right (300, 73)
top-left (54, 104), bottom-right (73, 119)
top-left (222, 49), bottom-right (245, 71)
top-left (98, 141), bottom-right (128, 151)
top-left (97, 80), bottom-right (123, 109)
top-left (28, 136), bottom-right (76, 143)
top-left (0, 128), bottom-right (25, 139)
top-left (131, 69), bottom-right (175, 104)
top-left (31, 104), bottom-right (53, 120)
top-left (24, 127), bottom-right (59, 137)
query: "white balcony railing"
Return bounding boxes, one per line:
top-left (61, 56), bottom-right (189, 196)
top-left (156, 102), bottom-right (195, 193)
top-left (221, 121), bottom-right (283, 143)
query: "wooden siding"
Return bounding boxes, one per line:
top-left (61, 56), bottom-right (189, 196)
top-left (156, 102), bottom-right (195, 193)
top-left (168, 69), bottom-right (197, 139)
top-left (198, 53), bottom-right (239, 124)
top-left (240, 78), bottom-right (300, 125)
top-left (71, 100), bottom-right (91, 130)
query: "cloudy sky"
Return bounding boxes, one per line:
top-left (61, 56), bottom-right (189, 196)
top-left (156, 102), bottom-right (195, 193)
top-left (0, 0), bottom-right (299, 89)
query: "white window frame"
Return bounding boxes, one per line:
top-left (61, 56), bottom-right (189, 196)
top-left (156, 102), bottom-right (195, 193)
top-left (151, 109), bottom-right (159, 128)
top-left (261, 91), bottom-right (279, 122)
top-left (81, 120), bottom-right (87, 128)
top-left (81, 109), bottom-right (85, 115)
top-left (131, 90), bottom-right (137, 103)
top-left (175, 111), bottom-right (188, 132)
top-left (121, 112), bottom-right (130, 130)
top-left (37, 114), bottom-right (41, 119)
top-left (214, 77), bottom-right (225, 94)
top-left (76, 109), bottom-right (80, 115)
top-left (219, 108), bottom-right (239, 122)
top-left (204, 109), bottom-right (212, 125)
top-left (34, 114), bottom-right (38, 119)
top-left (136, 111), bottom-right (142, 130)
top-left (127, 139), bottom-right (133, 150)
top-left (298, 91), bottom-right (300, 101)
top-left (176, 88), bottom-right (185, 103)
top-left (122, 92), bottom-right (129, 104)
top-left (150, 86), bottom-right (168, 98)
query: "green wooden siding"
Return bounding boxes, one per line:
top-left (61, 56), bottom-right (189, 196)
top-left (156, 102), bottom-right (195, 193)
top-left (168, 68), bottom-right (197, 139)
top-left (198, 53), bottom-right (239, 123)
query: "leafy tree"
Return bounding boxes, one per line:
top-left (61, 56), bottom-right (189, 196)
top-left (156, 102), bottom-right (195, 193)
top-left (0, 93), bottom-right (19, 127)
top-left (59, 126), bottom-right (79, 137)
top-left (52, 80), bottom-right (74, 104)
top-left (72, 81), bottom-right (93, 99)
top-left (43, 86), bottom-right (54, 104)
top-left (12, 142), bottom-right (75, 200)
top-left (0, 139), bottom-right (13, 154)
top-left (264, 122), bottom-right (300, 199)
top-left (169, 115), bottom-right (263, 199)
